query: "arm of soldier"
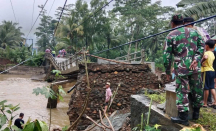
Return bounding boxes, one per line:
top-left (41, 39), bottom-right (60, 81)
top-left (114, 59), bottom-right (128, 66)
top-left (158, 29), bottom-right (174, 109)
top-left (163, 36), bottom-right (172, 80)
top-left (201, 54), bottom-right (208, 67)
top-left (190, 34), bottom-right (205, 70)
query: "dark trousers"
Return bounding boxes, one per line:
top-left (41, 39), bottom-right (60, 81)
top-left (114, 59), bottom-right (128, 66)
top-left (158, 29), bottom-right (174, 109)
top-left (206, 90), bottom-right (212, 102)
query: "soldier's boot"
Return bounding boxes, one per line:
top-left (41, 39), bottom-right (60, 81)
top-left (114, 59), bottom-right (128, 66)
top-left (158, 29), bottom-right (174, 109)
top-left (171, 111), bottom-right (189, 126)
top-left (192, 108), bottom-right (200, 120)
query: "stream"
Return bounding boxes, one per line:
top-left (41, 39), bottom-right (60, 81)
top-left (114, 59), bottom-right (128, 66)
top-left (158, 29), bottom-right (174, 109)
top-left (0, 74), bottom-right (75, 130)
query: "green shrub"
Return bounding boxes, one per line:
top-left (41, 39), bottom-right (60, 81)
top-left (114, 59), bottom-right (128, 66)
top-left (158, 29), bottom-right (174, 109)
top-left (25, 52), bottom-right (45, 66)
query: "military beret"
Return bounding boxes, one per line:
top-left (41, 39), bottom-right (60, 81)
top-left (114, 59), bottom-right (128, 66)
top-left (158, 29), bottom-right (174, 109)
top-left (171, 14), bottom-right (183, 22)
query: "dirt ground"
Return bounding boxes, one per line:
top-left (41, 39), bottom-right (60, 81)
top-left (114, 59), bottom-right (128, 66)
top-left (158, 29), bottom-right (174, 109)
top-left (0, 58), bottom-right (15, 65)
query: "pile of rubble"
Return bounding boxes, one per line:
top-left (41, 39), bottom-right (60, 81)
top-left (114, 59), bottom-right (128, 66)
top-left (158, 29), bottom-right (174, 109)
top-left (67, 63), bottom-right (164, 130)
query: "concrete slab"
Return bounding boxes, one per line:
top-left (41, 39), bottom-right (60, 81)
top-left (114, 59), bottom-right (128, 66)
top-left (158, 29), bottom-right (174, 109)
top-left (131, 94), bottom-right (183, 131)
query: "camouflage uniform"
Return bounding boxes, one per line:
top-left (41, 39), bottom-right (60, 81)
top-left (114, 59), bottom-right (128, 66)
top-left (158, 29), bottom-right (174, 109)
top-left (163, 15), bottom-right (205, 112)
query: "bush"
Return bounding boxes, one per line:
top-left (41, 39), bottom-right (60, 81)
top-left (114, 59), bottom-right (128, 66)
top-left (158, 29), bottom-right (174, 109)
top-left (3, 46), bottom-right (31, 63)
top-left (25, 52), bottom-right (45, 66)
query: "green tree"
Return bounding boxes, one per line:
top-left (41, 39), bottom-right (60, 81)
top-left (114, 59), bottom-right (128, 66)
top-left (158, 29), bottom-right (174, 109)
top-left (0, 21), bottom-right (24, 49)
top-left (35, 6), bottom-right (57, 52)
top-left (56, 14), bottom-right (84, 53)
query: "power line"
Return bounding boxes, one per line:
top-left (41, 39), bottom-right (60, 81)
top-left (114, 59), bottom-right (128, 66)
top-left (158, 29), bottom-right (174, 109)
top-left (31, 0), bottom-right (36, 27)
top-left (72, 0), bottom-right (114, 32)
top-left (54, 0), bottom-right (114, 36)
top-left (92, 14), bottom-right (216, 55)
top-left (26, 0), bottom-right (49, 38)
top-left (9, 0), bottom-right (17, 22)
top-left (48, 0), bottom-right (56, 16)
top-left (53, 0), bottom-right (68, 36)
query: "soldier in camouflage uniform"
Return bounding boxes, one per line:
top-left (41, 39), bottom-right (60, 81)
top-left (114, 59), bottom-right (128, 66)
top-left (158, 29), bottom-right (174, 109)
top-left (163, 14), bottom-right (205, 126)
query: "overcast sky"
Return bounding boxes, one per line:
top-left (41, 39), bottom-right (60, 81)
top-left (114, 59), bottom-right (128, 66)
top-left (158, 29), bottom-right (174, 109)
top-left (0, 0), bottom-right (180, 45)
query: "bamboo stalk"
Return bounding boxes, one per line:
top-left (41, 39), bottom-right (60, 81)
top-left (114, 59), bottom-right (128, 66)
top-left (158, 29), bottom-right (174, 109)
top-left (147, 98), bottom-right (153, 126)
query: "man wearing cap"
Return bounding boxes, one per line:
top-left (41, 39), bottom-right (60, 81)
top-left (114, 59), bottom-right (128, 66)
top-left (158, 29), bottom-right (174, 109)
top-left (163, 14), bottom-right (205, 125)
top-left (104, 82), bottom-right (112, 113)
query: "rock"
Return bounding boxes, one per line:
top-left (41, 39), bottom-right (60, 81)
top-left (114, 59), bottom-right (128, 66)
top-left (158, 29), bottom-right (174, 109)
top-left (68, 64), bottom-right (161, 129)
top-left (85, 111), bottom-right (130, 131)
top-left (131, 94), bottom-right (183, 131)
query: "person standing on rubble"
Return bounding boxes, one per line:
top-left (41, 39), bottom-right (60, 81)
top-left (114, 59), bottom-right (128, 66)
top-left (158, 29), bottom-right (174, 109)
top-left (104, 82), bottom-right (112, 114)
top-left (163, 14), bottom-right (205, 125)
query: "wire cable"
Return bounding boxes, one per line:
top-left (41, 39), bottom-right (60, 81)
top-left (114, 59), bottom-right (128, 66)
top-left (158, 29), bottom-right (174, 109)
top-left (0, 57), bottom-right (33, 74)
top-left (53, 0), bottom-right (114, 36)
top-left (31, 0), bottom-right (36, 27)
top-left (9, 0), bottom-right (17, 22)
top-left (26, 0), bottom-right (49, 38)
top-left (48, 0), bottom-right (56, 16)
top-left (53, 0), bottom-right (68, 36)
top-left (92, 14), bottom-right (216, 55)
top-left (70, 0), bottom-right (114, 33)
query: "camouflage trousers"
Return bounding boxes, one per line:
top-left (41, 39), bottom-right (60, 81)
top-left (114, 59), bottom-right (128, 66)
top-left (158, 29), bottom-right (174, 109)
top-left (176, 73), bottom-right (203, 112)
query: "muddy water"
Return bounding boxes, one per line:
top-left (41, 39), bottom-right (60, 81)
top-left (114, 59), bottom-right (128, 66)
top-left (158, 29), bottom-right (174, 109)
top-left (0, 74), bottom-right (75, 129)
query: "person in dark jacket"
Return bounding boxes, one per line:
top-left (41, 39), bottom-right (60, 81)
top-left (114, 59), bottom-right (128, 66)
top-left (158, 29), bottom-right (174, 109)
top-left (14, 113), bottom-right (24, 129)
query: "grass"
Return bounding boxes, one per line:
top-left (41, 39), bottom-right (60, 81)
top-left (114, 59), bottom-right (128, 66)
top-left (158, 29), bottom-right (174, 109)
top-left (145, 93), bottom-right (166, 104)
top-left (195, 108), bottom-right (216, 131)
top-left (145, 91), bottom-right (216, 131)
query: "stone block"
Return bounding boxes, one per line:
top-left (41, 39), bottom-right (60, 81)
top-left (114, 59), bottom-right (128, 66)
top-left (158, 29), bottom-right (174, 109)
top-left (165, 82), bottom-right (193, 120)
top-left (131, 94), bottom-right (183, 131)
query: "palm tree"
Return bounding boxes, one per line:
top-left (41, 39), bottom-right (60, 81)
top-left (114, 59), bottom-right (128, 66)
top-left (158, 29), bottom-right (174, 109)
top-left (177, 0), bottom-right (216, 35)
top-left (176, 0), bottom-right (211, 7)
top-left (0, 21), bottom-right (24, 49)
top-left (182, 1), bottom-right (216, 20)
top-left (56, 14), bottom-right (84, 52)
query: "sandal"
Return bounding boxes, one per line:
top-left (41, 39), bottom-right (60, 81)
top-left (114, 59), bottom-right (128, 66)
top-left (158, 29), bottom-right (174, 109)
top-left (207, 103), bottom-right (213, 107)
top-left (212, 105), bottom-right (216, 109)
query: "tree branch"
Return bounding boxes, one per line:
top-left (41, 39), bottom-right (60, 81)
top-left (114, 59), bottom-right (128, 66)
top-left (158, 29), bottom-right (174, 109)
top-left (103, 110), bottom-right (115, 131)
top-left (85, 114), bottom-right (106, 131)
top-left (99, 110), bottom-right (111, 129)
